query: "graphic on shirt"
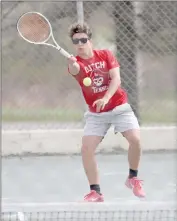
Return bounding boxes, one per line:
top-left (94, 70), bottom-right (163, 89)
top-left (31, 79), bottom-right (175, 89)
top-left (85, 67), bottom-right (110, 94)
top-left (93, 76), bottom-right (103, 87)
top-left (84, 61), bottom-right (105, 74)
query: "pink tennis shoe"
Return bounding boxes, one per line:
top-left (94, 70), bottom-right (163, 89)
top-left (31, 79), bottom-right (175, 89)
top-left (125, 177), bottom-right (146, 198)
top-left (84, 190), bottom-right (104, 202)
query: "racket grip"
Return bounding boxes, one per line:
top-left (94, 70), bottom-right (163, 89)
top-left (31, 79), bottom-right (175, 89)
top-left (59, 48), bottom-right (72, 58)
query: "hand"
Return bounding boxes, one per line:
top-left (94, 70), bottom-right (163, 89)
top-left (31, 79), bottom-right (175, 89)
top-left (92, 97), bottom-right (109, 112)
top-left (68, 56), bottom-right (77, 65)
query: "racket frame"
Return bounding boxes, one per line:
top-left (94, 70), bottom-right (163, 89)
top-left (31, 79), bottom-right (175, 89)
top-left (17, 11), bottom-right (72, 58)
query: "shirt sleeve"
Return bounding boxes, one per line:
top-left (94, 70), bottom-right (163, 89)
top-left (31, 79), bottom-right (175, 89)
top-left (106, 50), bottom-right (120, 70)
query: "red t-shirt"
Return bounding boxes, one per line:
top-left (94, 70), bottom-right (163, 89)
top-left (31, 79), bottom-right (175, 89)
top-left (69, 49), bottom-right (127, 113)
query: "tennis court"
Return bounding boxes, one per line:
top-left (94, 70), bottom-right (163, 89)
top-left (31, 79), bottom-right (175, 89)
top-left (2, 152), bottom-right (177, 220)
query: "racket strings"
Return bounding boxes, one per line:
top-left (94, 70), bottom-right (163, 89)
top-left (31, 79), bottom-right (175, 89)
top-left (17, 12), bottom-right (51, 43)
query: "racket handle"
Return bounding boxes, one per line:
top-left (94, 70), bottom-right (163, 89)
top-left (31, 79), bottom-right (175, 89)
top-left (58, 48), bottom-right (72, 58)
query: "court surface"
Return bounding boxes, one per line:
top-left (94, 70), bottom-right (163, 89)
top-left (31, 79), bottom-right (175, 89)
top-left (2, 152), bottom-right (176, 204)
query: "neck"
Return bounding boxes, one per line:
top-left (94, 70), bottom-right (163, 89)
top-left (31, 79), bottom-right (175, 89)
top-left (79, 50), bottom-right (94, 59)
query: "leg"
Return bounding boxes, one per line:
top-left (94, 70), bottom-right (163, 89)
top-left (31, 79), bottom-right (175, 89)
top-left (121, 129), bottom-right (145, 198)
top-left (82, 111), bottom-right (111, 202)
top-left (122, 129), bottom-right (141, 175)
top-left (113, 104), bottom-right (145, 197)
top-left (81, 135), bottom-right (103, 187)
top-left (113, 104), bottom-right (141, 174)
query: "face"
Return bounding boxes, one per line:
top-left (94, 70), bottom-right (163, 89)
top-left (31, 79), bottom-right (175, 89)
top-left (72, 33), bottom-right (92, 57)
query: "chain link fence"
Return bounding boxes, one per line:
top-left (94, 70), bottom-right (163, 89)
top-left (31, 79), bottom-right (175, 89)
top-left (2, 1), bottom-right (177, 130)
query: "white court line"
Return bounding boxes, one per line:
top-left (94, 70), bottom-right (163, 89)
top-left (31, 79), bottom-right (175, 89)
top-left (2, 201), bottom-right (176, 211)
top-left (3, 200), bottom-right (176, 205)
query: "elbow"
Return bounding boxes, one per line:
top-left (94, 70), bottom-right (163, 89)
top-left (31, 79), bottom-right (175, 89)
top-left (111, 77), bottom-right (121, 87)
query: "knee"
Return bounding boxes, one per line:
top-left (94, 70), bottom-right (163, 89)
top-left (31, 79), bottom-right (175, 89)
top-left (81, 137), bottom-right (100, 156)
top-left (81, 143), bottom-right (96, 156)
top-left (129, 136), bottom-right (141, 148)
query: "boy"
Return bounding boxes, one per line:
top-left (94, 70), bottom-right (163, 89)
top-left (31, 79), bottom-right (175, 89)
top-left (67, 22), bottom-right (145, 202)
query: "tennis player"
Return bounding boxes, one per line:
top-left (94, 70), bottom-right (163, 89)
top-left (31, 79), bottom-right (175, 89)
top-left (67, 23), bottom-right (145, 202)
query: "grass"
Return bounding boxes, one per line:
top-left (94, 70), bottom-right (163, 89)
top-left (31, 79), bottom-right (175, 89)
top-left (141, 110), bottom-right (176, 124)
top-left (2, 101), bottom-right (176, 125)
top-left (2, 108), bottom-right (84, 122)
top-left (140, 100), bottom-right (176, 125)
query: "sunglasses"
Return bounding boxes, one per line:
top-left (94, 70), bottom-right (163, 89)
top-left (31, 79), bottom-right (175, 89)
top-left (72, 38), bottom-right (88, 45)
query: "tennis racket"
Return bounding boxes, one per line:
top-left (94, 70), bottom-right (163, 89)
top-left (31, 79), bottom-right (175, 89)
top-left (17, 11), bottom-right (72, 58)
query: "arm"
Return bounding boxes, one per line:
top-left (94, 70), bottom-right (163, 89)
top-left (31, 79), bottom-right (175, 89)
top-left (68, 56), bottom-right (80, 75)
top-left (93, 67), bottom-right (121, 112)
top-left (103, 67), bottom-right (121, 101)
top-left (93, 50), bottom-right (121, 112)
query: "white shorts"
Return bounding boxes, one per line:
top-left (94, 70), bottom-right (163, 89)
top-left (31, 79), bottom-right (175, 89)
top-left (83, 103), bottom-right (140, 137)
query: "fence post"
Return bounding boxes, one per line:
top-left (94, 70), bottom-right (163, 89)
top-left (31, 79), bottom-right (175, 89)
top-left (76, 1), bottom-right (84, 24)
top-left (76, 1), bottom-right (87, 122)
top-left (112, 2), bottom-right (140, 123)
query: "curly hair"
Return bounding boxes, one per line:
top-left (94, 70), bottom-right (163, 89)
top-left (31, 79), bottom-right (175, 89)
top-left (68, 22), bottom-right (92, 39)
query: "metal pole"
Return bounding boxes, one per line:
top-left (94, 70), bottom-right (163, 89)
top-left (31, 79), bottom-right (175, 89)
top-left (76, 1), bottom-right (84, 24)
top-left (76, 2), bottom-right (87, 118)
